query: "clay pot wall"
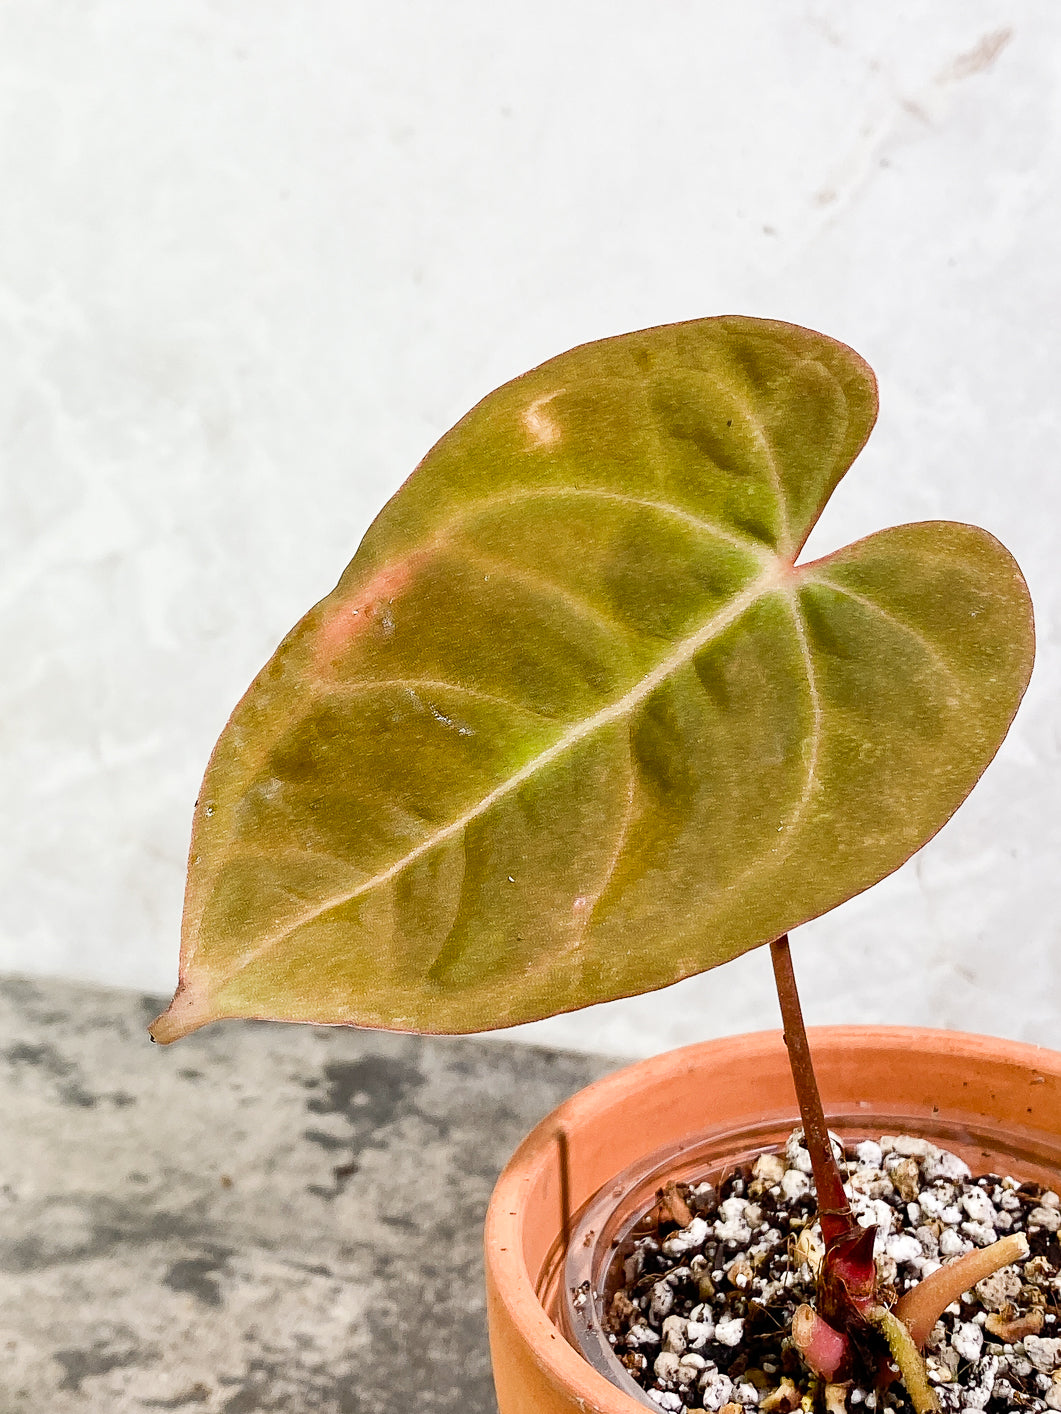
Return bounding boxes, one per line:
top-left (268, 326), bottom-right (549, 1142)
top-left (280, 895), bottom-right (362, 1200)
top-left (484, 1028), bottom-right (1061, 1414)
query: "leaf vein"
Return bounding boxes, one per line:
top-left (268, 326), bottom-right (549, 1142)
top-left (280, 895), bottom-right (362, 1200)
top-left (458, 546), bottom-right (633, 642)
top-left (804, 575), bottom-right (964, 685)
top-left (575, 746), bottom-right (638, 943)
top-left (725, 380), bottom-right (792, 558)
top-left (785, 590), bottom-right (823, 835)
top-left (324, 676), bottom-right (553, 720)
top-left (453, 485), bottom-right (771, 560)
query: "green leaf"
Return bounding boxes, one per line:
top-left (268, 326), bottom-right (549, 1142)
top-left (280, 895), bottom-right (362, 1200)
top-left (151, 317), bottom-right (1034, 1043)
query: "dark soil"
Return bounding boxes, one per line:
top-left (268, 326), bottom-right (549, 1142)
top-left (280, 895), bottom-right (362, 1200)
top-left (596, 1132), bottom-right (1061, 1413)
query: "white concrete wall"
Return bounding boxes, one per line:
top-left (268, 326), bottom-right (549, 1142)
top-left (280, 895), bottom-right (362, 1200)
top-left (1, 2), bottom-right (1058, 1057)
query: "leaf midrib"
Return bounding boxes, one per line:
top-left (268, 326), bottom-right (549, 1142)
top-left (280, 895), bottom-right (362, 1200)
top-left (215, 561), bottom-right (787, 987)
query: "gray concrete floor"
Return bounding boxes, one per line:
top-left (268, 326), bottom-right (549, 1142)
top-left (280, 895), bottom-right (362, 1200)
top-left (0, 975), bottom-right (622, 1413)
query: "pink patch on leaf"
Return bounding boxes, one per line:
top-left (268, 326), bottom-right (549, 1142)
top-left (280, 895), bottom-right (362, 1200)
top-left (312, 556), bottom-right (422, 674)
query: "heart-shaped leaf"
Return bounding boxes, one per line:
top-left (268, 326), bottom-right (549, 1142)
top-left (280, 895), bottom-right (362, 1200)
top-left (152, 317), bottom-right (1034, 1043)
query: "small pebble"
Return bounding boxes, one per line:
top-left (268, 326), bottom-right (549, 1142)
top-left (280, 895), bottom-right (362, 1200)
top-left (627, 1322), bottom-right (661, 1348)
top-left (940, 1227), bottom-right (970, 1257)
top-left (654, 1352), bottom-right (682, 1383)
top-left (650, 1281), bottom-right (676, 1323)
top-left (961, 1220), bottom-right (999, 1247)
top-left (662, 1315), bottom-right (689, 1354)
top-left (753, 1153), bottom-right (786, 1185)
top-left (885, 1233), bottom-right (923, 1264)
top-left (951, 1321), bottom-right (983, 1362)
top-left (700, 1371), bottom-right (734, 1413)
top-left (664, 1217), bottom-right (711, 1258)
top-left (678, 1353), bottom-right (707, 1382)
top-left (855, 1140), bottom-right (883, 1168)
top-left (961, 1188), bottom-right (998, 1225)
top-left (975, 1265), bottom-right (1023, 1311)
top-left (686, 1319), bottom-right (713, 1349)
top-left (779, 1169), bottom-right (810, 1201)
top-left (714, 1317), bottom-right (744, 1348)
top-left (1027, 1338), bottom-right (1061, 1375)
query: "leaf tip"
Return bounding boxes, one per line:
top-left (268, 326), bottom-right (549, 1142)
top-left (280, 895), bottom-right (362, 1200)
top-left (148, 979), bottom-right (216, 1045)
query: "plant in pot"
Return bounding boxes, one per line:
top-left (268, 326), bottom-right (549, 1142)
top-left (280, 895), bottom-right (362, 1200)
top-left (150, 317), bottom-right (1049, 1414)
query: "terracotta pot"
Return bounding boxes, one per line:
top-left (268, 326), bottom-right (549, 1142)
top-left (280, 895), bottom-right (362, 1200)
top-left (484, 1027), bottom-right (1061, 1414)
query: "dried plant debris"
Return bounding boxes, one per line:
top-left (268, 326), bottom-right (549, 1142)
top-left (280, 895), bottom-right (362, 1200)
top-left (600, 1132), bottom-right (1061, 1413)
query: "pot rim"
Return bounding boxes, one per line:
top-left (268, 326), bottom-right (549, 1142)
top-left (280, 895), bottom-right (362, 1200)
top-left (485, 1025), bottom-right (1061, 1414)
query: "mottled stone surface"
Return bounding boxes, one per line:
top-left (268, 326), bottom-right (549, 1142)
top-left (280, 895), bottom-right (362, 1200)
top-left (0, 975), bottom-right (621, 1412)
